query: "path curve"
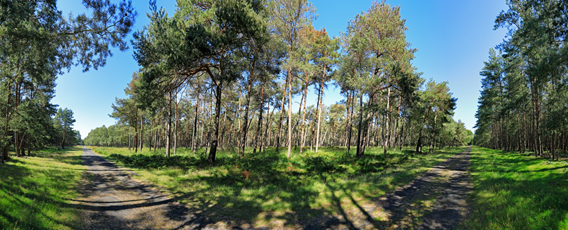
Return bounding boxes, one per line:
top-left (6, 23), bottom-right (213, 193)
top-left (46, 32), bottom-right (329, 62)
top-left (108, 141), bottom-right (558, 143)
top-left (76, 146), bottom-right (209, 230)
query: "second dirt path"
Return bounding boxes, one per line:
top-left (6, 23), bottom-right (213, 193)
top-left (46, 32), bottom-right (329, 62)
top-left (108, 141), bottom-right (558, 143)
top-left (75, 146), bottom-right (210, 230)
top-left (377, 146), bottom-right (473, 229)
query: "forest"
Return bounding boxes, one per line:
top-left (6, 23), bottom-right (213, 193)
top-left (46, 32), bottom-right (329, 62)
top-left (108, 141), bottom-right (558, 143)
top-left (2, 0), bottom-right (568, 229)
top-left (474, 0), bottom-right (568, 160)
top-left (0, 0), bottom-right (135, 163)
top-left (83, 0), bottom-right (473, 161)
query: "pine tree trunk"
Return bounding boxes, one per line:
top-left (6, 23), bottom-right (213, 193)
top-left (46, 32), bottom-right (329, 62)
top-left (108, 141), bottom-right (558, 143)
top-left (356, 92), bottom-right (364, 158)
top-left (347, 90), bottom-right (355, 154)
top-left (192, 80), bottom-right (200, 156)
top-left (134, 107), bottom-right (138, 153)
top-left (253, 81), bottom-right (265, 154)
top-left (300, 79), bottom-right (309, 155)
top-left (316, 77), bottom-right (324, 153)
top-left (240, 76), bottom-right (253, 158)
top-left (208, 82), bottom-right (223, 163)
top-left (140, 114), bottom-right (144, 151)
top-left (383, 86), bottom-right (391, 155)
top-left (166, 92), bottom-right (172, 158)
top-left (174, 91), bottom-right (178, 156)
top-left (276, 80), bottom-right (287, 153)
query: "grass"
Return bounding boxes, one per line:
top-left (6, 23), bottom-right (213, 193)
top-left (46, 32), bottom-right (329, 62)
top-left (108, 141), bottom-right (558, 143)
top-left (0, 146), bottom-right (86, 230)
top-left (461, 146), bottom-right (568, 230)
top-left (90, 145), bottom-right (466, 226)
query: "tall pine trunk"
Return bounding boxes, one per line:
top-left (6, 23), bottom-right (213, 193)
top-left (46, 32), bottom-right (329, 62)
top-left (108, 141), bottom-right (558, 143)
top-left (253, 81), bottom-right (265, 154)
top-left (240, 74), bottom-right (254, 158)
top-left (208, 82), bottom-right (223, 163)
top-left (356, 92), bottom-right (364, 158)
top-left (315, 76), bottom-right (324, 153)
top-left (166, 92), bottom-right (172, 158)
top-left (300, 78), bottom-right (309, 155)
top-left (276, 80), bottom-right (287, 153)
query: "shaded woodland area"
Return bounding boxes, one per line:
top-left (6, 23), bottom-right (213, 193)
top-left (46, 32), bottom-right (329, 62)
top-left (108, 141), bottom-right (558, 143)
top-left (84, 0), bottom-right (473, 161)
top-left (475, 0), bottom-right (568, 160)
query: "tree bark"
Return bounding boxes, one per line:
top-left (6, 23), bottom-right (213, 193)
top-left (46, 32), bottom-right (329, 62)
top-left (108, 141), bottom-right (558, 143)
top-left (166, 92), bottom-right (172, 158)
top-left (276, 80), bottom-right (287, 153)
top-left (253, 81), bottom-right (265, 154)
top-left (356, 92), bottom-right (364, 158)
top-left (383, 85), bottom-right (391, 156)
top-left (315, 74), bottom-right (325, 153)
top-left (140, 113), bottom-right (144, 151)
top-left (208, 81), bottom-right (223, 163)
top-left (192, 79), bottom-right (200, 156)
top-left (134, 107), bottom-right (138, 153)
top-left (240, 74), bottom-right (254, 158)
top-left (300, 78), bottom-right (309, 155)
top-left (347, 90), bottom-right (354, 154)
top-left (174, 90), bottom-right (179, 156)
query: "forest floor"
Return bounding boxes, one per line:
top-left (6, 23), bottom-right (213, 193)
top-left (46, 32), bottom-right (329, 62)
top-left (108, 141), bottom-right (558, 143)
top-left (82, 145), bottom-right (474, 229)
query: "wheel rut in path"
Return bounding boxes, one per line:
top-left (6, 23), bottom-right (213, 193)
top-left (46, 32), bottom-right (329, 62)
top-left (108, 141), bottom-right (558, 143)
top-left (377, 146), bottom-right (473, 229)
top-left (75, 147), bottom-right (210, 230)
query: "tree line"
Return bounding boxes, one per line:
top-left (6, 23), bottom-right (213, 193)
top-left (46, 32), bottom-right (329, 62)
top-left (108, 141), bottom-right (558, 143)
top-left (0, 0), bottom-right (136, 163)
top-left (475, 0), bottom-right (568, 160)
top-left (85, 0), bottom-right (473, 162)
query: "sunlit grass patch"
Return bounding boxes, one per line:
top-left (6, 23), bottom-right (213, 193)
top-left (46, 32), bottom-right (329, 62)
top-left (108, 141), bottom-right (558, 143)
top-left (0, 146), bottom-right (86, 230)
top-left (461, 146), bottom-right (568, 230)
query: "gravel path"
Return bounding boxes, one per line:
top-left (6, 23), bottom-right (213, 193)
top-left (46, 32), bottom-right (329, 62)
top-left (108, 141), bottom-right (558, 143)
top-left (76, 146), bottom-right (211, 230)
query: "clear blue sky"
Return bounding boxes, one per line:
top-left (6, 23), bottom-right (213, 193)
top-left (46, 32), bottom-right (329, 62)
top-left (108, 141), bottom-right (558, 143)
top-left (54, 0), bottom-right (507, 138)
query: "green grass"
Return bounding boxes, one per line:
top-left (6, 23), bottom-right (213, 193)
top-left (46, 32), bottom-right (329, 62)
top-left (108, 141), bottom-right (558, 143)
top-left (461, 146), bottom-right (568, 230)
top-left (90, 145), bottom-right (466, 225)
top-left (0, 147), bottom-right (86, 230)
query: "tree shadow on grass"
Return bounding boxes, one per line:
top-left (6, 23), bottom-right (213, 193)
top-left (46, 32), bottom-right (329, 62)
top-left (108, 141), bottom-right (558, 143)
top-left (463, 148), bottom-right (568, 229)
top-left (0, 163), bottom-right (80, 229)
top-left (465, 172), bottom-right (568, 229)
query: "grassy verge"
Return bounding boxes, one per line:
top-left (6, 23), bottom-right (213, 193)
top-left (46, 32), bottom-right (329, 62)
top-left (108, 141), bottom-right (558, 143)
top-left (461, 146), bottom-right (568, 230)
top-left (90, 145), bottom-right (466, 225)
top-left (0, 147), bottom-right (86, 230)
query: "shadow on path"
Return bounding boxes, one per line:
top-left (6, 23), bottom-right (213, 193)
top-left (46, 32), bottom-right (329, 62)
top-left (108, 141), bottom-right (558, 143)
top-left (376, 146), bottom-right (473, 229)
top-left (77, 147), bottom-right (212, 230)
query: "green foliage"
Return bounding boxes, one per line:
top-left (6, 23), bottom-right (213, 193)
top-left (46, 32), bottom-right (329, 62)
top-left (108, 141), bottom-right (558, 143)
top-left (476, 0), bottom-right (568, 156)
top-left (0, 0), bottom-right (136, 160)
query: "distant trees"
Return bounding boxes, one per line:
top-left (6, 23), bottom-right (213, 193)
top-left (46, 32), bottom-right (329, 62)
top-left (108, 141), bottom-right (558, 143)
top-left (0, 0), bottom-right (136, 163)
top-left (475, 0), bottom-right (568, 160)
top-left (53, 108), bottom-right (78, 150)
top-left (87, 0), bottom-right (468, 162)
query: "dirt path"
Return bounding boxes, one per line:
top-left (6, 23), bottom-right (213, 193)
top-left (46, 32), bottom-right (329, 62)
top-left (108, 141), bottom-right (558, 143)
top-left (75, 146), bottom-right (473, 229)
top-left (377, 146), bottom-right (473, 229)
top-left (75, 146), bottom-right (210, 230)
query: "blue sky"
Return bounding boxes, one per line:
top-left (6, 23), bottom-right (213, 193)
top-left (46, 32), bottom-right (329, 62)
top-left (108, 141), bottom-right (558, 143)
top-left (54, 0), bottom-right (507, 138)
